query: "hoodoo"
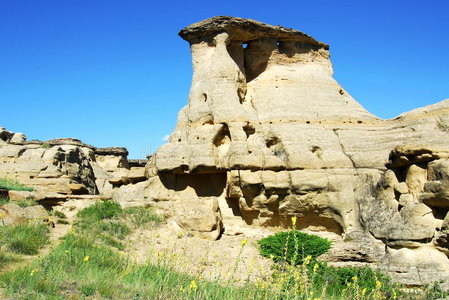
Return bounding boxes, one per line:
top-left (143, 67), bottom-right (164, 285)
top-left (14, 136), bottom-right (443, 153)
top-left (145, 16), bottom-right (449, 285)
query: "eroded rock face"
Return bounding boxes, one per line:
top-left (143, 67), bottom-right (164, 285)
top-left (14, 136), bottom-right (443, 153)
top-left (145, 16), bottom-right (449, 284)
top-left (0, 128), bottom-right (147, 204)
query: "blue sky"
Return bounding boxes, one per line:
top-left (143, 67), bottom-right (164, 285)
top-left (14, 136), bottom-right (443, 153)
top-left (1, 0), bottom-right (448, 158)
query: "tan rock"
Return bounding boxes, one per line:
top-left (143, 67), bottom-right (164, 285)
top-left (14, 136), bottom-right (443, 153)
top-left (171, 197), bottom-right (223, 240)
top-left (406, 164), bottom-right (427, 194)
top-left (8, 190), bottom-right (33, 201)
top-left (0, 203), bottom-right (26, 226)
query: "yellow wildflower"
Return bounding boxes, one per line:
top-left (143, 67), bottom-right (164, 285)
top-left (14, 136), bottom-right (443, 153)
top-left (376, 280), bottom-right (382, 289)
top-left (118, 251), bottom-right (125, 256)
top-left (30, 269), bottom-right (37, 276)
top-left (362, 288), bottom-right (367, 296)
top-left (65, 250), bottom-right (69, 254)
top-left (241, 239), bottom-right (248, 246)
top-left (189, 280), bottom-right (197, 291)
top-left (291, 216), bottom-right (297, 227)
top-left (83, 256), bottom-right (89, 262)
top-left (313, 263), bottom-right (319, 273)
top-left (304, 255), bottom-right (312, 265)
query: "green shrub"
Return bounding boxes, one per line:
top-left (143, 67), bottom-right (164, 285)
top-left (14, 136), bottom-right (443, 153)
top-left (77, 200), bottom-right (122, 221)
top-left (0, 178), bottom-right (33, 191)
top-left (258, 230), bottom-right (331, 265)
top-left (0, 223), bottom-right (49, 255)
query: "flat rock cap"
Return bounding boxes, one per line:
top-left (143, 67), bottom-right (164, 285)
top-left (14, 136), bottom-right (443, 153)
top-left (179, 16), bottom-right (328, 48)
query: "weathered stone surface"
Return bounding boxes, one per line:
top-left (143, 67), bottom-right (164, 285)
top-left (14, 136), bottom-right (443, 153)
top-left (0, 203), bottom-right (26, 226)
top-left (95, 147), bottom-right (128, 156)
top-left (171, 197), bottom-right (223, 240)
top-left (45, 138), bottom-right (95, 149)
top-left (0, 128), bottom-right (100, 199)
top-left (143, 17), bottom-right (449, 286)
top-left (10, 132), bottom-right (26, 143)
top-left (0, 203), bottom-right (48, 226)
top-left (23, 205), bottom-right (49, 220)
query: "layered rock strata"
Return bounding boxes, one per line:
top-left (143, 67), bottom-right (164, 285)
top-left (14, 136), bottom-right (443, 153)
top-left (145, 16), bottom-right (449, 285)
top-left (0, 130), bottom-right (147, 207)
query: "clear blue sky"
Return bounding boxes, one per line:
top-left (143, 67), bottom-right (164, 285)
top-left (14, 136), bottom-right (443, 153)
top-left (1, 0), bottom-right (448, 158)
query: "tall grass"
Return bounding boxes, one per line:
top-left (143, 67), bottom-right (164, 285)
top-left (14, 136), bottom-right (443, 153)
top-left (0, 178), bottom-right (33, 192)
top-left (0, 201), bottom-right (416, 299)
top-left (0, 223), bottom-right (49, 255)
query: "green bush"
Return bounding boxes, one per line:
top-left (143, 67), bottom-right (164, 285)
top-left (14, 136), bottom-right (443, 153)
top-left (258, 230), bottom-right (331, 265)
top-left (0, 223), bottom-right (49, 255)
top-left (0, 178), bottom-right (33, 191)
top-left (77, 200), bottom-right (122, 221)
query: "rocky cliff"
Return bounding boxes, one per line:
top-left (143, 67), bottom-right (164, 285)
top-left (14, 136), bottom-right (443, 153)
top-left (144, 16), bottom-right (449, 285)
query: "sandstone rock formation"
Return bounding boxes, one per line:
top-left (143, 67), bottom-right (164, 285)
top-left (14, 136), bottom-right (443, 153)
top-left (1, 16), bottom-right (449, 288)
top-left (0, 129), bottom-right (147, 207)
top-left (143, 16), bottom-right (449, 286)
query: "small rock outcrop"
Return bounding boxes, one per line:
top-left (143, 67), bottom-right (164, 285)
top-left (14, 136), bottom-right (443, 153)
top-left (0, 129), bottom-right (148, 208)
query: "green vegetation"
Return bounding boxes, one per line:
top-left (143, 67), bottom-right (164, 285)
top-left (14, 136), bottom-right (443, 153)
top-left (0, 202), bottom-right (425, 299)
top-left (0, 178), bottom-right (33, 192)
top-left (0, 198), bottom-right (9, 205)
top-left (76, 200), bottom-right (122, 221)
top-left (0, 252), bottom-right (18, 269)
top-left (0, 223), bottom-right (49, 255)
top-left (16, 199), bottom-right (38, 208)
top-left (258, 230), bottom-right (331, 265)
top-left (51, 210), bottom-right (67, 219)
top-left (123, 206), bottom-right (163, 226)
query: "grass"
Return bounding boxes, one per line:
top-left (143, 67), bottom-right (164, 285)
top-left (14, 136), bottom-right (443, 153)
top-left (123, 206), bottom-right (164, 226)
top-left (16, 199), bottom-right (38, 208)
top-left (0, 223), bottom-right (49, 255)
top-left (0, 178), bottom-right (33, 192)
top-left (0, 252), bottom-right (19, 269)
top-left (0, 197), bottom-right (9, 205)
top-left (0, 201), bottom-right (435, 299)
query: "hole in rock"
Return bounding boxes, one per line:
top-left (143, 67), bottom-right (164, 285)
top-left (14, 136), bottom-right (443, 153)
top-left (431, 206), bottom-right (449, 220)
top-left (159, 173), bottom-right (226, 197)
top-left (291, 211), bottom-right (344, 235)
top-left (309, 146), bottom-right (321, 153)
top-left (200, 93), bottom-right (207, 102)
top-left (243, 123), bottom-right (256, 138)
top-left (213, 123), bottom-right (231, 147)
